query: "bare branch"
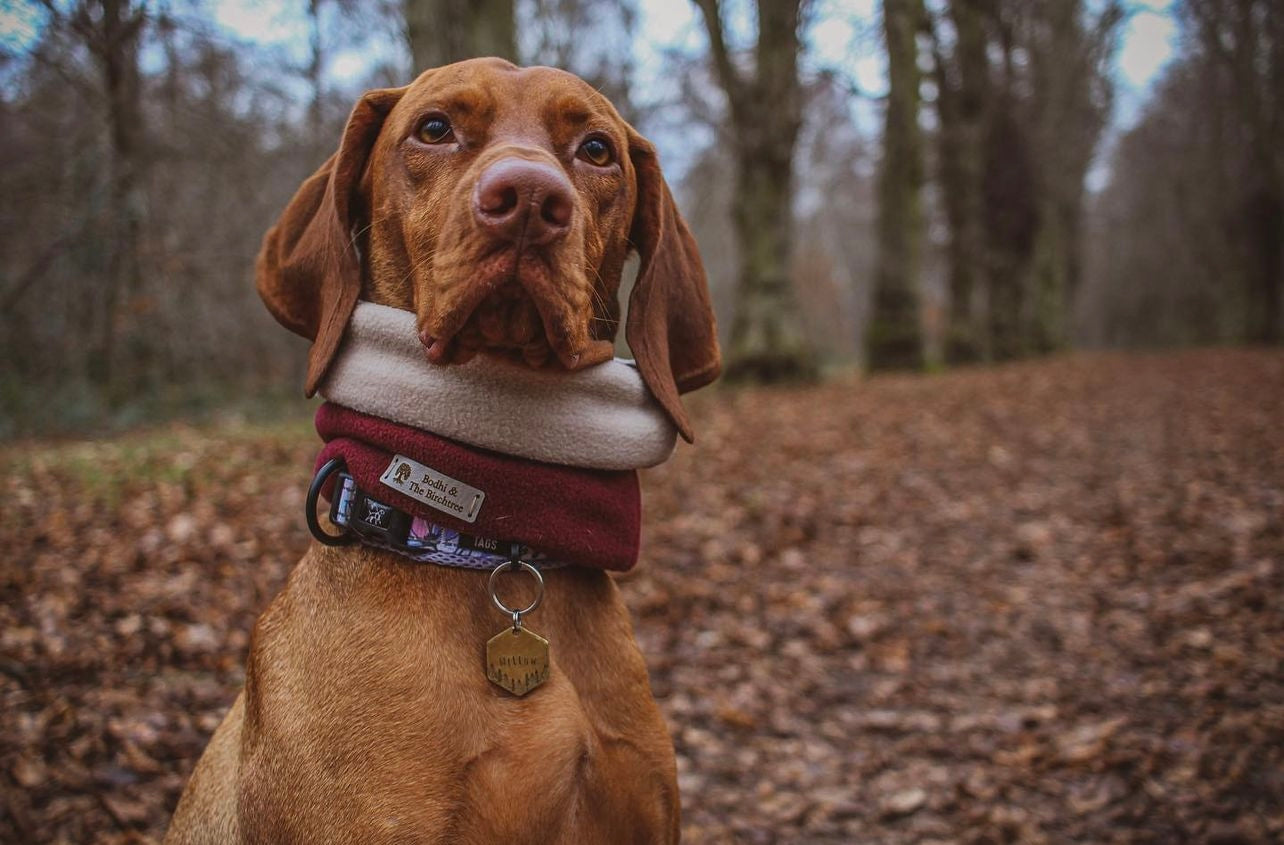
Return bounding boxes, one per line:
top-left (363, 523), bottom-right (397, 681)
top-left (691, 0), bottom-right (744, 114)
top-left (1, 225), bottom-right (86, 312)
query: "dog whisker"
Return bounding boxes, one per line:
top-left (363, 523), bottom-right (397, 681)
top-left (394, 249), bottom-right (440, 291)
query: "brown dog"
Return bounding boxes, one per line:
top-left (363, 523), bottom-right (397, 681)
top-left (165, 59), bottom-right (719, 843)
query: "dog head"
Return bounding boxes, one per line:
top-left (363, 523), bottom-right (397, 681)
top-left (256, 58), bottom-right (719, 441)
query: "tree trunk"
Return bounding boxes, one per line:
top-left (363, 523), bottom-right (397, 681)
top-left (983, 101), bottom-right (1037, 361)
top-left (403, 0), bottom-right (517, 72)
top-left (1245, 188), bottom-right (1283, 343)
top-left (868, 0), bottom-right (925, 371)
top-left (1023, 0), bottom-right (1120, 354)
top-left (1027, 196), bottom-right (1068, 353)
top-left (693, 0), bottom-right (816, 381)
top-left (724, 133), bottom-right (814, 380)
top-left (307, 0), bottom-right (324, 136)
top-left (1183, 0), bottom-right (1281, 343)
top-left (89, 0), bottom-right (147, 394)
top-left (935, 0), bottom-right (991, 364)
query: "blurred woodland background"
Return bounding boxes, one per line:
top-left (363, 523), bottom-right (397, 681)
top-left (2, 3), bottom-right (1283, 842)
top-left (1, 0), bottom-right (1280, 434)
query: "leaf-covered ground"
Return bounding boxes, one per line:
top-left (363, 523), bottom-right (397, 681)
top-left (2, 349), bottom-right (1282, 843)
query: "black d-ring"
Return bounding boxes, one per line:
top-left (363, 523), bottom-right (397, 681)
top-left (306, 457), bottom-right (355, 546)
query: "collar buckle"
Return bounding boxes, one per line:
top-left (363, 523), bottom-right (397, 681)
top-left (346, 487), bottom-right (412, 547)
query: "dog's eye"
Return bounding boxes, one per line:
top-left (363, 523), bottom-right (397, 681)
top-left (417, 116), bottom-right (454, 144)
top-left (577, 137), bottom-right (614, 167)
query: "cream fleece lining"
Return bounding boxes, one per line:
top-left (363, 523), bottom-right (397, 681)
top-left (318, 302), bottom-right (677, 470)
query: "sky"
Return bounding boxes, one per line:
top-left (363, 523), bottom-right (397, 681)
top-left (1113, 1), bottom-right (1179, 126)
top-left (196, 1), bottom-right (1178, 102)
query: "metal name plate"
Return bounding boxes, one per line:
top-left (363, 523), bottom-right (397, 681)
top-left (378, 454), bottom-right (485, 523)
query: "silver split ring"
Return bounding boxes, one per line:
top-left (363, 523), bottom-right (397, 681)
top-left (488, 559), bottom-right (544, 618)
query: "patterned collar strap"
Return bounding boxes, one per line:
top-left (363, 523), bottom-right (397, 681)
top-left (319, 466), bottom-right (562, 570)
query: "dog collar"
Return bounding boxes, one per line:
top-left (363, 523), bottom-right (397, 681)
top-left (308, 460), bottom-right (559, 570)
top-left (312, 403), bottom-right (642, 571)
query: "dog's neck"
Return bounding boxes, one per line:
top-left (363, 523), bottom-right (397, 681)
top-left (310, 302), bottom-right (677, 572)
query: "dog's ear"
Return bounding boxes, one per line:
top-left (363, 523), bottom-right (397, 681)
top-left (256, 86), bottom-right (405, 395)
top-left (625, 129), bottom-right (721, 443)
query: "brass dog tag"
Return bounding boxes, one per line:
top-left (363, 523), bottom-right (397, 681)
top-left (486, 627), bottom-right (550, 696)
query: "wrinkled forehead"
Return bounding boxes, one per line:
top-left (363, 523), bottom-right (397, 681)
top-left (391, 59), bottom-right (624, 144)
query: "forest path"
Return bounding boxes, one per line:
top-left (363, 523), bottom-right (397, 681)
top-left (3, 349), bottom-right (1281, 842)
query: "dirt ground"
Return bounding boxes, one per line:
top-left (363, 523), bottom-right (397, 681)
top-left (2, 349), bottom-right (1282, 843)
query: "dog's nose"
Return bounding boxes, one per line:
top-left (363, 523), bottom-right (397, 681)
top-left (473, 158), bottom-right (574, 245)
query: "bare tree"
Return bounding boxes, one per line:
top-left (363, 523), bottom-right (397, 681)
top-left (867, 0), bottom-right (926, 370)
top-left (929, 0), bottom-right (1120, 362)
top-left (1079, 62), bottom-right (1241, 346)
top-left (1080, 3), bottom-right (1281, 348)
top-left (1022, 0), bottom-right (1122, 353)
top-left (1, 3), bottom-right (387, 429)
top-left (930, 0), bottom-right (990, 362)
top-left (307, 0), bottom-right (326, 134)
top-left (36, 0), bottom-right (148, 392)
top-left (794, 75), bottom-right (876, 366)
top-left (1184, 0), bottom-right (1283, 343)
top-left (524, 0), bottom-right (637, 112)
top-left (692, 0), bottom-right (818, 381)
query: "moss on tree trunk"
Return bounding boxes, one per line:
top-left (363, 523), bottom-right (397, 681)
top-left (723, 133), bottom-right (816, 382)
